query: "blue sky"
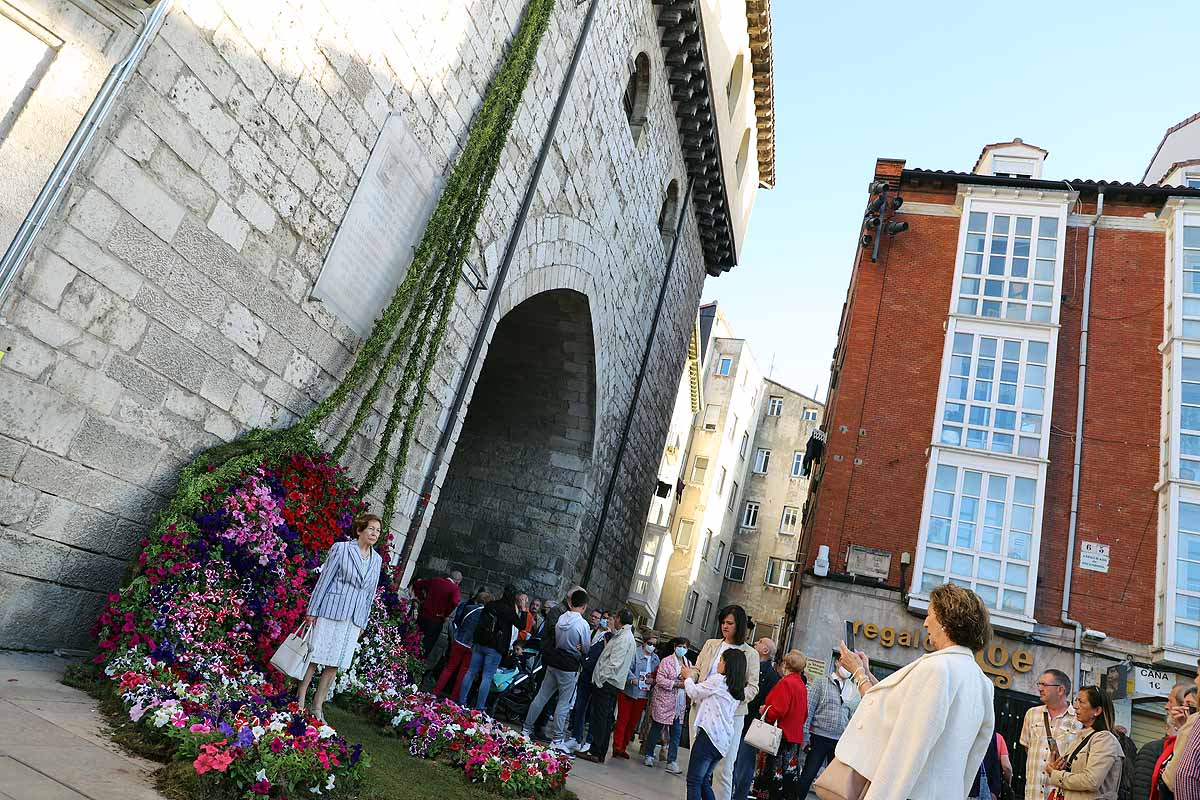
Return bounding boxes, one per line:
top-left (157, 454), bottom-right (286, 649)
top-left (702, 1), bottom-right (1199, 402)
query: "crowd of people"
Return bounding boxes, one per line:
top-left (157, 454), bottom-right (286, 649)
top-left (401, 569), bottom-right (1200, 800)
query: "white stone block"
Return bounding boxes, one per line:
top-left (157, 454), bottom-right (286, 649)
top-left (114, 115), bottom-right (159, 163)
top-left (22, 252), bottom-right (77, 310)
top-left (67, 189), bottom-right (120, 245)
top-left (0, 328), bottom-right (55, 381)
top-left (169, 73), bottom-right (239, 154)
top-left (207, 200), bottom-right (249, 250)
top-left (90, 147), bottom-right (186, 243)
top-left (51, 227), bottom-right (143, 301)
top-left (213, 20), bottom-right (275, 101)
top-left (220, 301), bottom-right (264, 357)
top-left (160, 11), bottom-right (236, 101)
top-left (264, 83), bottom-right (301, 130)
top-left (236, 188), bottom-right (276, 234)
top-left (48, 358), bottom-right (123, 415)
top-left (290, 156), bottom-right (319, 195)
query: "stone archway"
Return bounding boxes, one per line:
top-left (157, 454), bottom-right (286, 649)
top-left (419, 289), bottom-right (598, 601)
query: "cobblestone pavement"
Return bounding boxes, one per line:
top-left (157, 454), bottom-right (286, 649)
top-left (567, 741), bottom-right (690, 800)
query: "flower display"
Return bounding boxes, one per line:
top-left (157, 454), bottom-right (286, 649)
top-left (90, 445), bottom-right (569, 798)
top-left (373, 692), bottom-right (572, 796)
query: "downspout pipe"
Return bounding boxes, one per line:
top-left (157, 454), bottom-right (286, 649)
top-left (395, 0), bottom-right (602, 578)
top-left (1063, 189), bottom-right (1103, 689)
top-left (581, 174), bottom-right (695, 588)
top-left (0, 0), bottom-right (175, 307)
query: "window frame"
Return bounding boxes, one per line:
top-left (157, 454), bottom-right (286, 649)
top-left (702, 404), bottom-right (722, 431)
top-left (717, 356), bottom-right (733, 376)
top-left (764, 557), bottom-right (794, 588)
top-left (741, 501), bottom-right (760, 529)
top-left (791, 451), bottom-right (804, 478)
top-left (685, 590), bottom-right (699, 623)
top-left (716, 466), bottom-right (727, 496)
top-left (767, 396), bottom-right (784, 416)
top-left (728, 480), bottom-right (739, 511)
top-left (713, 540), bottom-right (726, 572)
top-left (700, 529), bottom-right (712, 561)
top-left (740, 431), bottom-right (750, 458)
top-left (780, 506), bottom-right (800, 534)
top-left (802, 408), bottom-right (819, 421)
top-left (676, 518), bottom-right (695, 549)
top-left (690, 456), bottom-right (709, 483)
top-left (700, 599), bottom-right (714, 631)
top-left (726, 552), bottom-right (749, 582)
top-left (754, 448), bottom-right (771, 474)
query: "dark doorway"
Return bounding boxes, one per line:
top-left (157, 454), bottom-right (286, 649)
top-left (419, 289), bottom-right (598, 602)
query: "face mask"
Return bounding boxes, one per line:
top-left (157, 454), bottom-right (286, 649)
top-left (675, 646), bottom-right (688, 658)
top-left (599, 618), bottom-right (608, 629)
top-left (836, 667), bottom-right (850, 680)
top-left (645, 644), bottom-right (656, 653)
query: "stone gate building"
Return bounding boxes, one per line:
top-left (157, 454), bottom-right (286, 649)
top-left (0, 0), bottom-right (776, 648)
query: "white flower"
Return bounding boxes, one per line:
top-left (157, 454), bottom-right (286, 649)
top-left (309, 786), bottom-right (321, 795)
top-left (252, 725), bottom-right (265, 740)
top-left (152, 708), bottom-right (171, 728)
top-left (255, 769), bottom-right (268, 783)
top-left (317, 724), bottom-right (336, 739)
top-left (325, 774), bottom-right (336, 790)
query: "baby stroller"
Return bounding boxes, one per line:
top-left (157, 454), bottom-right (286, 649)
top-left (489, 647), bottom-right (544, 723)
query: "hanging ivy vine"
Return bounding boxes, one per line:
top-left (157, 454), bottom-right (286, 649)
top-left (143, 0), bottom-right (558, 545)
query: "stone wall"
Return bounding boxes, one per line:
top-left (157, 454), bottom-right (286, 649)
top-left (0, 0), bottom-right (710, 649)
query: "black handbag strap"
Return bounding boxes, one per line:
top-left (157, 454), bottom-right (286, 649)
top-left (1064, 731), bottom-right (1099, 769)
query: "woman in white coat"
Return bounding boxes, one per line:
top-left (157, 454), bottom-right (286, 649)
top-left (832, 583), bottom-right (996, 800)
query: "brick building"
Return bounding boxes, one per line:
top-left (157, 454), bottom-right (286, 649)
top-left (0, 0), bottom-right (776, 649)
top-left (790, 123), bottom-right (1200, 760)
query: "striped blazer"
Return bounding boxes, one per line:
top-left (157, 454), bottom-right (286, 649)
top-left (307, 540), bottom-right (383, 629)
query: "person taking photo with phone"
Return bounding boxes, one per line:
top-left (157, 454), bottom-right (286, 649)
top-left (1043, 685), bottom-right (1123, 800)
top-left (1020, 669), bottom-right (1084, 800)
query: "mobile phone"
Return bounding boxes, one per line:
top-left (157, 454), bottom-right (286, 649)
top-left (1042, 711), bottom-right (1060, 759)
top-left (844, 620), bottom-right (855, 653)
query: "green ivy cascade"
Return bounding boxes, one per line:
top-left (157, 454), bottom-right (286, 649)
top-left (144, 0), bottom-right (557, 545)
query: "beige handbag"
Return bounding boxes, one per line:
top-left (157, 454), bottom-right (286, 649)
top-left (812, 757), bottom-right (870, 800)
top-left (269, 622), bottom-right (312, 679)
top-left (743, 706), bottom-right (782, 755)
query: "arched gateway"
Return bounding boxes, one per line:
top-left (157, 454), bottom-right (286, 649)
top-left (419, 289), bottom-right (598, 601)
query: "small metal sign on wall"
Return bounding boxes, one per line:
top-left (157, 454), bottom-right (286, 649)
top-left (1079, 541), bottom-right (1110, 573)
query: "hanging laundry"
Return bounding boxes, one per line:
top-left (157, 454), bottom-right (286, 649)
top-left (801, 428), bottom-right (828, 477)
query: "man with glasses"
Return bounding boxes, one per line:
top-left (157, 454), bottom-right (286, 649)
top-left (1019, 669), bottom-right (1082, 799)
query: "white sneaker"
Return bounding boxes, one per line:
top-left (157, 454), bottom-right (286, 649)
top-left (562, 738), bottom-right (581, 752)
top-left (522, 728), bottom-right (533, 739)
top-left (665, 762), bottom-right (682, 775)
top-left (552, 740), bottom-right (572, 753)
top-left (643, 755), bottom-right (655, 767)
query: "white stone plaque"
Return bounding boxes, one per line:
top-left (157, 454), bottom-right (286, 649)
top-left (313, 113), bottom-right (444, 335)
top-left (1079, 541), bottom-right (1110, 573)
top-left (846, 544), bottom-right (891, 581)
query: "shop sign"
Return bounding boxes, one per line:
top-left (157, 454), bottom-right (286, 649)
top-left (851, 619), bottom-right (1034, 689)
top-left (847, 545), bottom-right (891, 581)
top-left (1134, 666), bottom-right (1171, 697)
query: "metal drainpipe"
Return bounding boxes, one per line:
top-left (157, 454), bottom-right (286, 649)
top-left (581, 175), bottom-right (696, 589)
top-left (1063, 188), bottom-right (1103, 689)
top-left (394, 0), bottom-right (602, 579)
top-left (0, 0), bottom-right (175, 308)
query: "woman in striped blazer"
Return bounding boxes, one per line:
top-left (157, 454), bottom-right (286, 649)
top-left (295, 514), bottom-right (384, 722)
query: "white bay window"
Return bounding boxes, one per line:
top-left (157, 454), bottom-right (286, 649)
top-left (911, 189), bottom-right (1068, 632)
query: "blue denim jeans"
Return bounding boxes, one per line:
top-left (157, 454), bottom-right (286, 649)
top-left (731, 737), bottom-right (759, 800)
top-left (687, 728), bottom-right (723, 800)
top-left (570, 673), bottom-right (594, 742)
top-left (644, 718), bottom-right (683, 763)
top-left (458, 645), bottom-right (503, 710)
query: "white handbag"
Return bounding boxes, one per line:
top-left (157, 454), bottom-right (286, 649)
top-left (270, 622), bottom-right (312, 679)
top-left (743, 705), bottom-right (783, 755)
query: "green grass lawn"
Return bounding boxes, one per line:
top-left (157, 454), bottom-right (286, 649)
top-left (323, 705), bottom-right (498, 800)
top-left (323, 705), bottom-right (577, 800)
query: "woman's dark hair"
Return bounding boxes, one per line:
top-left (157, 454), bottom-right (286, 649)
top-left (928, 584), bottom-right (992, 652)
top-left (719, 605), bottom-right (749, 646)
top-left (353, 514), bottom-right (383, 534)
top-left (1079, 685), bottom-right (1116, 732)
top-left (669, 637), bottom-right (689, 650)
top-left (500, 585), bottom-right (518, 604)
top-left (721, 648), bottom-right (748, 701)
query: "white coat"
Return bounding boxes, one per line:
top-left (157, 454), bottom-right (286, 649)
top-left (834, 645), bottom-right (995, 800)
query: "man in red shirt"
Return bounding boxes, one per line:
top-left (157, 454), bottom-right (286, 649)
top-left (413, 570), bottom-right (463, 656)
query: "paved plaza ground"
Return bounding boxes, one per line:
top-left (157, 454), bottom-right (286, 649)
top-left (0, 650), bottom-right (691, 800)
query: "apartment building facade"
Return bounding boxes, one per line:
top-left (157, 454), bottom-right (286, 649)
top-left (720, 378), bottom-right (821, 643)
top-left (790, 122), bottom-right (1200, 767)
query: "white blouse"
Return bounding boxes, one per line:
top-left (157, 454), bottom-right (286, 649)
top-left (685, 674), bottom-right (739, 757)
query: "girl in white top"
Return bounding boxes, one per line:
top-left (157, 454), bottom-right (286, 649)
top-left (683, 648), bottom-right (748, 800)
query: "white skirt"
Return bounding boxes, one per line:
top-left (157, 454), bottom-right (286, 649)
top-left (308, 616), bottom-right (362, 670)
